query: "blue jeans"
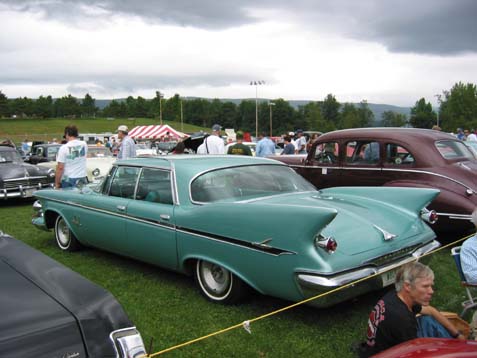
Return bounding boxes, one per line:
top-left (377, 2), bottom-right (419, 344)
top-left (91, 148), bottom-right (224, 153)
top-left (417, 315), bottom-right (453, 338)
top-left (61, 177), bottom-right (88, 189)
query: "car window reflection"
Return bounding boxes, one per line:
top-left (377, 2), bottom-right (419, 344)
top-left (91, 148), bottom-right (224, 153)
top-left (191, 165), bottom-right (315, 203)
top-left (109, 166), bottom-right (141, 199)
top-left (346, 141), bottom-right (380, 165)
top-left (314, 142), bottom-right (339, 164)
top-left (385, 143), bottom-right (415, 165)
top-left (135, 168), bottom-right (173, 205)
top-left (435, 140), bottom-right (474, 161)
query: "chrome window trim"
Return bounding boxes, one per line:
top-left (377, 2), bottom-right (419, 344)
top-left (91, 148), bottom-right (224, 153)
top-left (188, 163), bottom-right (290, 204)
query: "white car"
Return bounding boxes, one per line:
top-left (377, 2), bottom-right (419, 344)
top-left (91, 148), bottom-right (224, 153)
top-left (225, 141), bottom-right (282, 156)
top-left (38, 145), bottom-right (116, 183)
top-left (135, 143), bottom-right (157, 157)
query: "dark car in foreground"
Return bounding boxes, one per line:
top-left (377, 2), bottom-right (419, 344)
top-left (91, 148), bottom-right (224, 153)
top-left (0, 231), bottom-right (146, 357)
top-left (274, 128), bottom-right (477, 232)
top-left (0, 144), bottom-right (55, 199)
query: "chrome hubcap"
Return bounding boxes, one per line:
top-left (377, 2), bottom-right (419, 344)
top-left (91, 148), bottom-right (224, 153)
top-left (201, 261), bottom-right (230, 295)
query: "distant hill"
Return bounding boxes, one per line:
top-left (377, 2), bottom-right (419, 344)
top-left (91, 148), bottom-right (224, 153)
top-left (94, 97), bottom-right (411, 124)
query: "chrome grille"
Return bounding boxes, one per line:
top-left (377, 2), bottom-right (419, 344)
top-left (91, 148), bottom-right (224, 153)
top-left (3, 176), bottom-right (52, 189)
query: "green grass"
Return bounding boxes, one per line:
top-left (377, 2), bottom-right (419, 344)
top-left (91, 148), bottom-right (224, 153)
top-left (0, 199), bottom-right (471, 357)
top-left (0, 117), bottom-right (206, 143)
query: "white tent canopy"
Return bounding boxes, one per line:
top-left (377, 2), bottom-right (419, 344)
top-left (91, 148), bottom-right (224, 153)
top-left (128, 125), bottom-right (188, 140)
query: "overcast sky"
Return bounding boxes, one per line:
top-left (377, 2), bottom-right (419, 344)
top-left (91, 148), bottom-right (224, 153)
top-left (0, 0), bottom-right (476, 106)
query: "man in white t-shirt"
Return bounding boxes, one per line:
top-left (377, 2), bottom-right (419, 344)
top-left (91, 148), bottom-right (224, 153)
top-left (467, 129), bottom-right (477, 142)
top-left (197, 124), bottom-right (225, 154)
top-left (55, 125), bottom-right (88, 189)
top-left (294, 129), bottom-right (307, 154)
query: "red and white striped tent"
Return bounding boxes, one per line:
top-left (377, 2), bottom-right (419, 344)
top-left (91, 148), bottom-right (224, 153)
top-left (128, 125), bottom-right (188, 140)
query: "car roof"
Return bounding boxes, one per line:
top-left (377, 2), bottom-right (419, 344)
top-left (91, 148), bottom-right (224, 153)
top-left (0, 145), bottom-right (15, 152)
top-left (318, 128), bottom-right (457, 142)
top-left (33, 143), bottom-right (62, 148)
top-left (115, 154), bottom-right (284, 175)
top-left (116, 155), bottom-right (281, 170)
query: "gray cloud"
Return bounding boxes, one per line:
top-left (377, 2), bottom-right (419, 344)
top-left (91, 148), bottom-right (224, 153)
top-left (1, 68), bottom-right (253, 97)
top-left (348, 0), bottom-right (477, 55)
top-left (0, 0), bottom-right (258, 29)
top-left (2, 0), bottom-right (475, 55)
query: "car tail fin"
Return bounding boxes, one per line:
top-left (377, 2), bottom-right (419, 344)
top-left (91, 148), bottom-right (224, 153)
top-left (322, 186), bottom-right (440, 214)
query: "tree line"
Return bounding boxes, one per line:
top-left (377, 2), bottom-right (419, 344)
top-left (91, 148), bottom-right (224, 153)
top-left (0, 82), bottom-right (476, 134)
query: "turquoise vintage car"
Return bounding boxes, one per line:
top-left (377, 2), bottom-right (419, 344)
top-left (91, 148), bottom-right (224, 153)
top-left (32, 156), bottom-right (440, 307)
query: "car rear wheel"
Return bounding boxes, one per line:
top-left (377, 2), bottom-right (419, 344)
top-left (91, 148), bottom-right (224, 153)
top-left (54, 215), bottom-right (80, 251)
top-left (195, 260), bottom-right (247, 304)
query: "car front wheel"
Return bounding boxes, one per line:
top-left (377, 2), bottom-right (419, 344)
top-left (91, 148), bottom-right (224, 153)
top-left (195, 260), bottom-right (247, 304)
top-left (54, 215), bottom-right (80, 251)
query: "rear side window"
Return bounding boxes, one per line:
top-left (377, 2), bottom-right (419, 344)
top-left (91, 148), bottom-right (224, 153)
top-left (314, 142), bottom-right (339, 164)
top-left (135, 168), bottom-right (173, 205)
top-left (435, 140), bottom-right (474, 160)
top-left (108, 166), bottom-right (141, 199)
top-left (385, 143), bottom-right (415, 165)
top-left (346, 141), bottom-right (380, 164)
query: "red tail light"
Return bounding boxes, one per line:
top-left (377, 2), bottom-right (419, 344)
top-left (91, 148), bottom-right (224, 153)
top-left (421, 209), bottom-right (438, 224)
top-left (315, 235), bottom-right (338, 253)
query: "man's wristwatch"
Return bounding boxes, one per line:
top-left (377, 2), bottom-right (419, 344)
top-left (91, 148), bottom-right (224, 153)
top-left (451, 330), bottom-right (462, 338)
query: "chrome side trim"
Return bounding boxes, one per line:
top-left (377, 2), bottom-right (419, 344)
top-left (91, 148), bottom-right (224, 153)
top-left (381, 167), bottom-right (476, 192)
top-left (290, 165), bottom-right (476, 193)
top-left (176, 226), bottom-right (296, 256)
top-left (436, 212), bottom-right (473, 221)
top-left (42, 198), bottom-right (177, 231)
top-left (41, 198), bottom-right (293, 256)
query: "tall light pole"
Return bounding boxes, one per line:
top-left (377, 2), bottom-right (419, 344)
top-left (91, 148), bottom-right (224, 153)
top-left (268, 102), bottom-right (275, 137)
top-left (159, 92), bottom-right (164, 125)
top-left (180, 98), bottom-right (184, 132)
top-left (434, 94), bottom-right (441, 127)
top-left (250, 80), bottom-right (265, 138)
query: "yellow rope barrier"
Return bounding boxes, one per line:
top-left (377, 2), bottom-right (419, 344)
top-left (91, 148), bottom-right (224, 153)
top-left (145, 233), bottom-right (474, 357)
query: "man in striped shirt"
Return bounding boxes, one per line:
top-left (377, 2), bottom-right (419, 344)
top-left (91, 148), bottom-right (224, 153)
top-left (461, 208), bottom-right (477, 284)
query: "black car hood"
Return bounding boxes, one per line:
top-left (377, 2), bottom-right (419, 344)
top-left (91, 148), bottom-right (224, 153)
top-left (0, 162), bottom-right (50, 180)
top-left (0, 234), bottom-right (133, 357)
top-left (0, 260), bottom-right (86, 357)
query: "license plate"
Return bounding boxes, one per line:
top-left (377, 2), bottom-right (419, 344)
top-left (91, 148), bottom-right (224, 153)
top-left (24, 189), bottom-right (36, 197)
top-left (381, 269), bottom-right (397, 287)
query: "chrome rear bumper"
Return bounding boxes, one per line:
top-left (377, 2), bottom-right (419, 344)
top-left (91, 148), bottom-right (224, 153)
top-left (296, 240), bottom-right (440, 307)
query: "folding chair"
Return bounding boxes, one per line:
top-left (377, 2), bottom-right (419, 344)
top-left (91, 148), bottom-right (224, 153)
top-left (451, 246), bottom-right (477, 317)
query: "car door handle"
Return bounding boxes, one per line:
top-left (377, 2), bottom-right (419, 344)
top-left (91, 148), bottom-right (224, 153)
top-left (160, 214), bottom-right (170, 220)
top-left (116, 205), bottom-right (126, 212)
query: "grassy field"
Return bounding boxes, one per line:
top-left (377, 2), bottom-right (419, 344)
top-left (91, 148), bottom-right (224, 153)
top-left (0, 117), bottom-right (207, 143)
top-left (0, 199), bottom-right (471, 357)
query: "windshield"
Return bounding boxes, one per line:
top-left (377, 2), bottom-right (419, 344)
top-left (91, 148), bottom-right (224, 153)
top-left (435, 140), bottom-right (474, 161)
top-left (87, 147), bottom-right (113, 158)
top-left (191, 164), bottom-right (316, 202)
top-left (0, 150), bottom-right (23, 163)
top-left (157, 142), bottom-right (177, 151)
top-left (47, 146), bottom-right (60, 157)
